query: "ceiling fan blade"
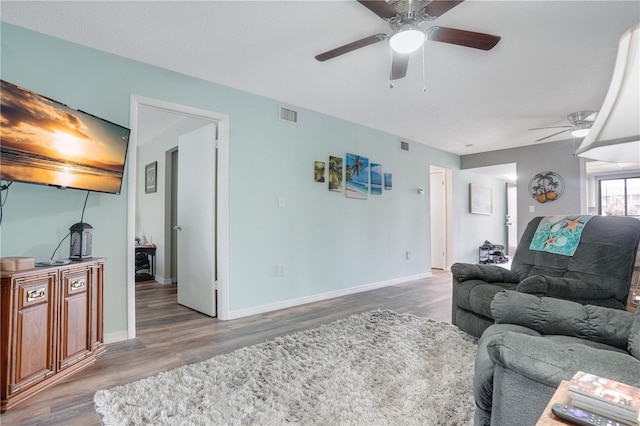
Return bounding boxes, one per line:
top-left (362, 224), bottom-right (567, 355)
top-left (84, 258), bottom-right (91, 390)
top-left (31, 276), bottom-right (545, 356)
top-left (528, 125), bottom-right (573, 131)
top-left (535, 129), bottom-right (572, 142)
top-left (421, 0), bottom-right (464, 18)
top-left (315, 34), bottom-right (387, 62)
top-left (390, 51), bottom-right (410, 80)
top-left (358, 0), bottom-right (398, 19)
top-left (427, 26), bottom-right (501, 50)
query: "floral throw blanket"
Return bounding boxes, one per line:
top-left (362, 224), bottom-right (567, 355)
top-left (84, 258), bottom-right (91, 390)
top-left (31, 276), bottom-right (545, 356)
top-left (529, 215), bottom-right (594, 256)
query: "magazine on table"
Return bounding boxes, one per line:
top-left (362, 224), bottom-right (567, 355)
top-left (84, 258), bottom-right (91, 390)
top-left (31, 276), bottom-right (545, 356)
top-left (567, 371), bottom-right (640, 425)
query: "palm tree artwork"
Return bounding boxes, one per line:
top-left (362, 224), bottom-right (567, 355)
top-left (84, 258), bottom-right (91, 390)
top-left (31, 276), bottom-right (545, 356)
top-left (345, 153), bottom-right (369, 199)
top-left (314, 161), bottom-right (325, 183)
top-left (328, 156), bottom-right (343, 192)
top-left (529, 171), bottom-right (565, 203)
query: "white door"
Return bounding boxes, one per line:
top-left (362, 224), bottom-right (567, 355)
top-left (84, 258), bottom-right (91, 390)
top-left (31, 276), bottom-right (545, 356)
top-left (176, 123), bottom-right (217, 316)
top-left (430, 170), bottom-right (446, 269)
top-left (506, 182), bottom-right (518, 258)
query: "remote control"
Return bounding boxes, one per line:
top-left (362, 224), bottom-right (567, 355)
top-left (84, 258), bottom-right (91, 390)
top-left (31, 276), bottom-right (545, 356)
top-left (551, 403), bottom-right (622, 426)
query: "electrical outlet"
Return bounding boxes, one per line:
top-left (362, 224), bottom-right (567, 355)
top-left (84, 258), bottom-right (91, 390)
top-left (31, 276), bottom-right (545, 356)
top-left (529, 205), bottom-right (535, 213)
top-left (276, 264), bottom-right (285, 276)
top-left (406, 251), bottom-right (411, 260)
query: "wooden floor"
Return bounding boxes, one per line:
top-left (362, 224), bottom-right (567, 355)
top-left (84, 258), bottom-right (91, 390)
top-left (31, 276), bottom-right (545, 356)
top-left (1, 270), bottom-right (453, 425)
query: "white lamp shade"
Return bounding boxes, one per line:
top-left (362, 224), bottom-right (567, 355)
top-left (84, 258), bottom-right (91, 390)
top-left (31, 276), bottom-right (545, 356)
top-left (576, 23), bottom-right (640, 163)
top-left (389, 29), bottom-right (424, 54)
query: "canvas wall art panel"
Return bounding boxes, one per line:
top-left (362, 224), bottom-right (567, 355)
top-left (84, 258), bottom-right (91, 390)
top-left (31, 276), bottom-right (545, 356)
top-left (345, 153), bottom-right (369, 199)
top-left (314, 161), bottom-right (325, 182)
top-left (371, 163), bottom-right (382, 195)
top-left (384, 173), bottom-right (393, 190)
top-left (329, 156), bottom-right (343, 192)
top-left (470, 183), bottom-right (492, 215)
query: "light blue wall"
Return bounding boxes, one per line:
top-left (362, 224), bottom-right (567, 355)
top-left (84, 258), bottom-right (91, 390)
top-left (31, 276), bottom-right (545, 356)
top-left (2, 23), bottom-right (489, 336)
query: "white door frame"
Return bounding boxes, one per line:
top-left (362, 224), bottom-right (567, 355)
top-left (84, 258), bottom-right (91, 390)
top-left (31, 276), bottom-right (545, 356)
top-left (127, 95), bottom-right (230, 339)
top-left (430, 169), bottom-right (446, 269)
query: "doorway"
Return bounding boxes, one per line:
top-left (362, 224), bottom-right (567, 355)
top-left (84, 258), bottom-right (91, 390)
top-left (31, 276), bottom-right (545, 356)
top-left (126, 96), bottom-right (230, 339)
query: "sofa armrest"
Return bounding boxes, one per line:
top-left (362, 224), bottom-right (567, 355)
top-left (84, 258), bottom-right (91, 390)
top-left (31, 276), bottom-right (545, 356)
top-left (451, 263), bottom-right (520, 284)
top-left (487, 331), bottom-right (640, 389)
top-left (516, 275), bottom-right (616, 300)
top-left (491, 290), bottom-right (634, 349)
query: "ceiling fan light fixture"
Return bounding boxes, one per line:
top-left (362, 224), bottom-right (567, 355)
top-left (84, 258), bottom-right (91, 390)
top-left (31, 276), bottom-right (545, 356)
top-left (571, 127), bottom-right (591, 138)
top-left (389, 28), bottom-right (424, 54)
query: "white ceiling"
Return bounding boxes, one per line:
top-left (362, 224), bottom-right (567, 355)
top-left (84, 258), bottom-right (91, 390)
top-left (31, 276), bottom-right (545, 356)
top-left (2, 0), bottom-right (639, 157)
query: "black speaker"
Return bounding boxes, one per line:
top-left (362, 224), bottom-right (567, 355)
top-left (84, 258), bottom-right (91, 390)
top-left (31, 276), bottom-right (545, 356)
top-left (70, 222), bottom-right (93, 261)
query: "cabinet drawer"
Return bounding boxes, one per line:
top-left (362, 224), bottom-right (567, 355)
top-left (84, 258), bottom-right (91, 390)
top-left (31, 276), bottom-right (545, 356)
top-left (18, 278), bottom-right (51, 309)
top-left (62, 270), bottom-right (89, 297)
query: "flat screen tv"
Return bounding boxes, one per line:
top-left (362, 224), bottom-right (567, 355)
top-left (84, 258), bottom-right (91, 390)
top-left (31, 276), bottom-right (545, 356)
top-left (0, 80), bottom-right (130, 194)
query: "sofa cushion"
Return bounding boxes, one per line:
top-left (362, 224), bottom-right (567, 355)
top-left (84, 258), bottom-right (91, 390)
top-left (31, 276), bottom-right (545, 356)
top-left (491, 290), bottom-right (633, 350)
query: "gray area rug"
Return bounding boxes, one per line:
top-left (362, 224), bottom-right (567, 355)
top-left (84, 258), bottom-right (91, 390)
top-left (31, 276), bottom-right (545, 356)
top-left (94, 310), bottom-right (477, 425)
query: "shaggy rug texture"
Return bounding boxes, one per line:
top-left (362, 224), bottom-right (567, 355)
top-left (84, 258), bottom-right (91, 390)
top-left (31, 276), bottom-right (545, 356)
top-left (94, 310), bottom-right (478, 425)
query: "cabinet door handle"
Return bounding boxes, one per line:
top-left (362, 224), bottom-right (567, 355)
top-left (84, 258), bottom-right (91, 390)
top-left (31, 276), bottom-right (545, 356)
top-left (71, 279), bottom-right (86, 290)
top-left (27, 288), bottom-right (46, 302)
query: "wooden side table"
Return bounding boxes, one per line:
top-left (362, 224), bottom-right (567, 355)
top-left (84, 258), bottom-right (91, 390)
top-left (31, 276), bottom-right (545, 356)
top-left (135, 245), bottom-right (156, 281)
top-left (536, 381), bottom-right (572, 425)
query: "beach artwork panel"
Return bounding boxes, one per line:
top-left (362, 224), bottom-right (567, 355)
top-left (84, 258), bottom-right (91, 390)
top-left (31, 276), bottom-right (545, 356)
top-left (314, 161), bottom-right (325, 182)
top-left (371, 163), bottom-right (382, 195)
top-left (345, 153), bottom-right (369, 199)
top-left (328, 156), bottom-right (343, 192)
top-left (384, 173), bottom-right (393, 190)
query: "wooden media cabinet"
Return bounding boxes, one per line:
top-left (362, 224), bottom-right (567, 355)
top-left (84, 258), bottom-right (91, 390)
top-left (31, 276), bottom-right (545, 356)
top-left (0, 258), bottom-right (105, 412)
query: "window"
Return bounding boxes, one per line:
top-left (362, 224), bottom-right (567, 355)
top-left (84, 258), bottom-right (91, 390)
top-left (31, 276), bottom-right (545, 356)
top-left (599, 177), bottom-right (640, 217)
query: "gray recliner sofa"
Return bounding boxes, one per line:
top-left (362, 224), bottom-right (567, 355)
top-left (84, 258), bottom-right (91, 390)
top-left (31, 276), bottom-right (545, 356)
top-left (452, 215), bottom-right (640, 338)
top-left (474, 290), bottom-right (640, 425)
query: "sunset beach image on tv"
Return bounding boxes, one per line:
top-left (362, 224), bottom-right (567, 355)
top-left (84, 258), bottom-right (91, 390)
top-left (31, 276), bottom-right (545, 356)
top-left (0, 80), bottom-right (130, 194)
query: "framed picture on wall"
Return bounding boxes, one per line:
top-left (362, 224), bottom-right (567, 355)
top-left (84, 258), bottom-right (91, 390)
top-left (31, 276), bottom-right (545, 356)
top-left (469, 183), bottom-right (492, 215)
top-left (145, 161), bottom-right (157, 194)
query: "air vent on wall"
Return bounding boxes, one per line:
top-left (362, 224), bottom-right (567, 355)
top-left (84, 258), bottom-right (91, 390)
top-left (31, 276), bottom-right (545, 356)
top-left (401, 141), bottom-right (409, 151)
top-left (280, 107), bottom-right (298, 124)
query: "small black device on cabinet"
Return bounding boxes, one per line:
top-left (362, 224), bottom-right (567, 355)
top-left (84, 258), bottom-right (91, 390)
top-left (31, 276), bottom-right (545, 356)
top-left (69, 222), bottom-right (93, 260)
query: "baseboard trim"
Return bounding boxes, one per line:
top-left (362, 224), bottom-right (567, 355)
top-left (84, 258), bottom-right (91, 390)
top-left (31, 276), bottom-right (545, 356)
top-left (227, 272), bottom-right (432, 320)
top-left (104, 330), bottom-right (129, 344)
top-left (145, 275), bottom-right (173, 285)
top-left (107, 273), bottom-right (433, 340)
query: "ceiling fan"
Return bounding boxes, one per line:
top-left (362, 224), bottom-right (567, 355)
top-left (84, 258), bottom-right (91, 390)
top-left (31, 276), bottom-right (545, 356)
top-left (529, 111), bottom-right (598, 142)
top-left (314, 0), bottom-right (501, 80)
